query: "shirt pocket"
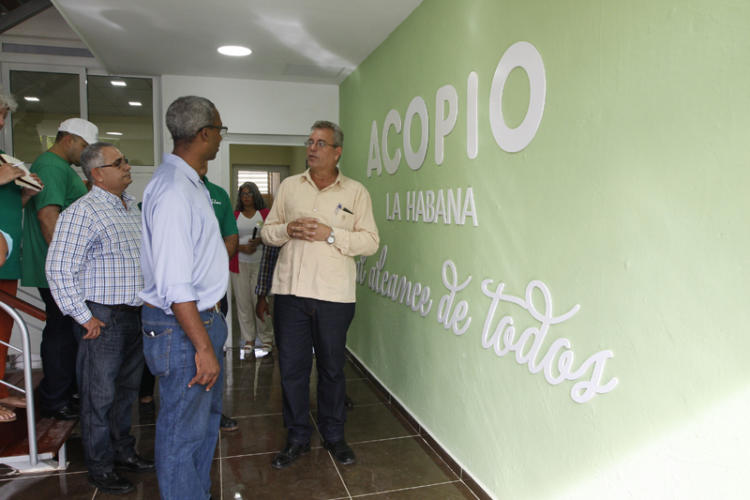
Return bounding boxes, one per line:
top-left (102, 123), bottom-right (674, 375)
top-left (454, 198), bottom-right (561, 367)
top-left (333, 210), bottom-right (353, 231)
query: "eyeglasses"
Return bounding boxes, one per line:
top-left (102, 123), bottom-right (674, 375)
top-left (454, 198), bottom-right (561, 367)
top-left (304, 139), bottom-right (338, 149)
top-left (97, 156), bottom-right (129, 169)
top-left (203, 125), bottom-right (228, 137)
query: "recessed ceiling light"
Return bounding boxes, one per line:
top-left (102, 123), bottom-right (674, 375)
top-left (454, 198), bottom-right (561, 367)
top-left (110, 80), bottom-right (127, 87)
top-left (24, 96), bottom-right (40, 102)
top-left (217, 45), bottom-right (252, 57)
top-left (106, 131), bottom-right (123, 136)
top-left (128, 101), bottom-right (142, 107)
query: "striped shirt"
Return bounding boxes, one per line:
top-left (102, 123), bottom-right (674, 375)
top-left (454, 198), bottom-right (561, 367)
top-left (46, 186), bottom-right (143, 325)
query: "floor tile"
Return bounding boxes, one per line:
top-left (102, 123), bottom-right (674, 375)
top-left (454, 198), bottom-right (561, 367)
top-left (220, 449), bottom-right (348, 500)
top-left (224, 356), bottom-right (281, 390)
top-left (353, 481), bottom-right (476, 499)
top-left (345, 379), bottom-right (389, 406)
top-left (0, 353), bottom-right (480, 498)
top-left (344, 359), bottom-right (367, 380)
top-left (338, 437), bottom-right (458, 496)
top-left (222, 384), bottom-right (285, 416)
top-left (219, 414), bottom-right (321, 458)
top-left (342, 403), bottom-right (418, 444)
top-left (0, 471), bottom-right (91, 499)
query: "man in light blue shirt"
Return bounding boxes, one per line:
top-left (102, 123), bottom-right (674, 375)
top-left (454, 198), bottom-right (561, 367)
top-left (139, 96), bottom-right (229, 500)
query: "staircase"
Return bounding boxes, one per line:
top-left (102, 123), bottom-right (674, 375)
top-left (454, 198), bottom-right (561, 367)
top-left (0, 292), bottom-right (76, 475)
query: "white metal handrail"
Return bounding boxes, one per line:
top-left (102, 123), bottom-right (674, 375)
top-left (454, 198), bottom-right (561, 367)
top-left (0, 300), bottom-right (38, 466)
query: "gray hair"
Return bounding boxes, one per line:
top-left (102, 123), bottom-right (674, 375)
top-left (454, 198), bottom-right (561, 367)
top-left (0, 93), bottom-right (17, 113)
top-left (166, 96), bottom-right (217, 143)
top-left (312, 120), bottom-right (343, 148)
top-left (80, 142), bottom-right (114, 183)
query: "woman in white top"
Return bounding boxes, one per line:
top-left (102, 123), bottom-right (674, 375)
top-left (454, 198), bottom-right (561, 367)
top-left (230, 182), bottom-right (274, 356)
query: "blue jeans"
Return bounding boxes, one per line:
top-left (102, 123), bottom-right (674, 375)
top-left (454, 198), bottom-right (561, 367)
top-left (142, 306), bottom-right (226, 500)
top-left (74, 302), bottom-right (143, 475)
top-left (274, 295), bottom-right (355, 444)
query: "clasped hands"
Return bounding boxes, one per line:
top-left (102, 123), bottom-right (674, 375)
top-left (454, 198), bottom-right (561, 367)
top-left (287, 217), bottom-right (330, 242)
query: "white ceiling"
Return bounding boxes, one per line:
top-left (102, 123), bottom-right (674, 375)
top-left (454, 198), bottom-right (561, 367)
top-left (44, 0), bottom-right (422, 84)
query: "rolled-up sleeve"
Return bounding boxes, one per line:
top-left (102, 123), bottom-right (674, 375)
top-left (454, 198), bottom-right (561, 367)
top-left (147, 190), bottom-right (199, 306)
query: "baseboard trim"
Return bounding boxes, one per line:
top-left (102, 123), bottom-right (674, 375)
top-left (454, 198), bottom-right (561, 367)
top-left (346, 349), bottom-right (493, 500)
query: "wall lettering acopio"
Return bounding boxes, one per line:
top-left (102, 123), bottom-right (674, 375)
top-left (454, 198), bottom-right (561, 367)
top-left (367, 41), bottom-right (546, 177)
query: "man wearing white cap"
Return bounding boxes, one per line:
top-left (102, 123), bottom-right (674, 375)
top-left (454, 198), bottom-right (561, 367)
top-left (22, 117), bottom-right (98, 420)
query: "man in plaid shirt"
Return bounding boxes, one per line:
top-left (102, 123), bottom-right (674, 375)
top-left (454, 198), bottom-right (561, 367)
top-left (46, 142), bottom-right (153, 495)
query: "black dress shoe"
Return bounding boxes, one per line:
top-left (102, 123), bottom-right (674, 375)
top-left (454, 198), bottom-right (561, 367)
top-left (323, 440), bottom-right (356, 465)
top-left (114, 454), bottom-right (155, 473)
top-left (271, 442), bottom-right (310, 469)
top-left (40, 405), bottom-right (78, 421)
top-left (220, 414), bottom-right (239, 432)
top-left (88, 471), bottom-right (134, 494)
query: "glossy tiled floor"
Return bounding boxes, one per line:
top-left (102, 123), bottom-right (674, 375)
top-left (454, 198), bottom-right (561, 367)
top-left (0, 349), bottom-right (478, 499)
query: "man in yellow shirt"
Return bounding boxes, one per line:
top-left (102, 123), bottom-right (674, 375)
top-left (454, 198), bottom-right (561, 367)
top-left (261, 120), bottom-right (379, 469)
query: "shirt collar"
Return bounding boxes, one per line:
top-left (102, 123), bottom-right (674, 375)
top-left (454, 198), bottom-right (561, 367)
top-left (301, 168), bottom-right (344, 191)
top-left (163, 153), bottom-right (202, 187)
top-left (91, 185), bottom-right (135, 210)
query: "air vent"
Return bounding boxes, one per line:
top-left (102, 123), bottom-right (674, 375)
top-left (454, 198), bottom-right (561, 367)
top-left (2, 42), bottom-right (93, 58)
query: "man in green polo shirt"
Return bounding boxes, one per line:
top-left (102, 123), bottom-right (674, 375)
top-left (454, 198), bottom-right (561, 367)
top-left (22, 117), bottom-right (98, 420)
top-left (203, 175), bottom-right (239, 264)
top-left (203, 175), bottom-right (241, 432)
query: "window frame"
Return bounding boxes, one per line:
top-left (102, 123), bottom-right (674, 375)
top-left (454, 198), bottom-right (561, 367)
top-left (0, 62), bottom-right (161, 167)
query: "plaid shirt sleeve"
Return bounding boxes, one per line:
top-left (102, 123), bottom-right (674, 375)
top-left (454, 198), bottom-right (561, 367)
top-left (45, 204), bottom-right (93, 325)
top-left (255, 244), bottom-right (279, 296)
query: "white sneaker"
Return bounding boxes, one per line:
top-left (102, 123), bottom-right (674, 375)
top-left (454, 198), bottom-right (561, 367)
top-left (254, 348), bottom-right (270, 358)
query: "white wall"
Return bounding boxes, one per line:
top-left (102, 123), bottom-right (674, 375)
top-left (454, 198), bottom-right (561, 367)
top-left (159, 75), bottom-right (339, 193)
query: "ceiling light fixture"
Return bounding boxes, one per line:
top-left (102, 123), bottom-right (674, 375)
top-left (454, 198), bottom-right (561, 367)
top-left (128, 101), bottom-right (142, 107)
top-left (24, 96), bottom-right (40, 102)
top-left (106, 131), bottom-right (123, 136)
top-left (110, 80), bottom-right (127, 87)
top-left (217, 45), bottom-right (252, 57)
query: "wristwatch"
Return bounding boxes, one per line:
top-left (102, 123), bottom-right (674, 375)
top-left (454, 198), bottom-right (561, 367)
top-left (326, 228), bottom-right (335, 245)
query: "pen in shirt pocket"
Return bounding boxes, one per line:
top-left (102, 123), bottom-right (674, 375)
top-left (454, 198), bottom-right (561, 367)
top-left (336, 203), bottom-right (353, 215)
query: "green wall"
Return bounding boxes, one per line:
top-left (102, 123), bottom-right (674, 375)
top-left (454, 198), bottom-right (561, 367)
top-left (340, 1), bottom-right (750, 498)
